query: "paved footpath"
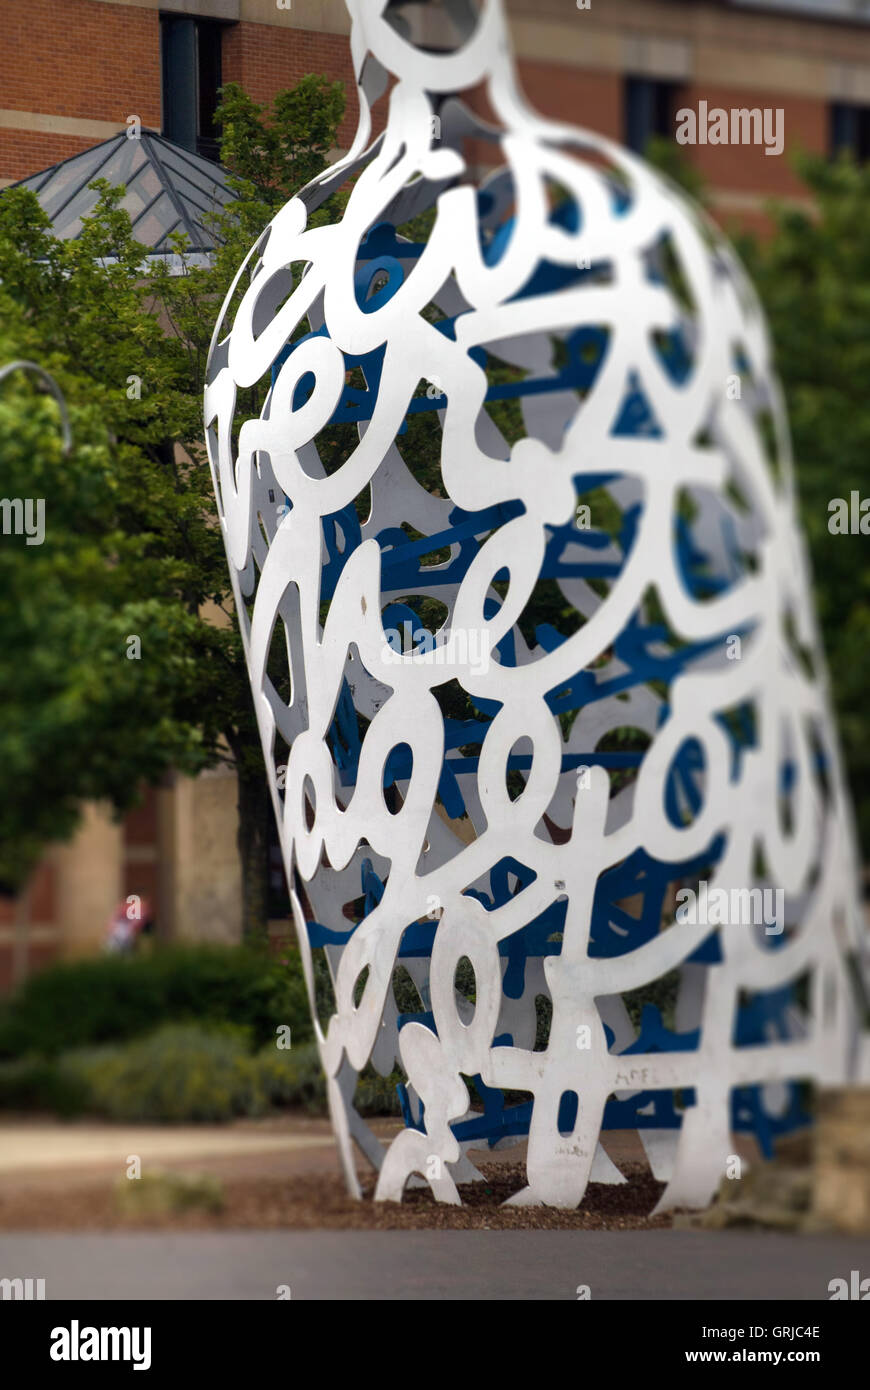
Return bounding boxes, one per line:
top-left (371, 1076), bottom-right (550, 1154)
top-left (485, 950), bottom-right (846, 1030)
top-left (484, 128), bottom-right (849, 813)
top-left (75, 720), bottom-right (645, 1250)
top-left (2, 1229), bottom-right (868, 1300)
top-left (0, 1118), bottom-right (349, 1178)
top-left (2, 1121), bottom-right (867, 1301)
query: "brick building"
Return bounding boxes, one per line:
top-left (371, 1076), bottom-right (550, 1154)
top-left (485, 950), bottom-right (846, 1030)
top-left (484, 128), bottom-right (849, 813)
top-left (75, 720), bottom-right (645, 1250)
top-left (2, 0), bottom-right (869, 984)
top-left (4, 0), bottom-right (870, 224)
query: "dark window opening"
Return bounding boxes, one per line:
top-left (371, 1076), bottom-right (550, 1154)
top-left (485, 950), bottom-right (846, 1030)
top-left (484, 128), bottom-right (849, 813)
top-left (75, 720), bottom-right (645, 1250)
top-left (268, 818), bottom-right (291, 921)
top-left (830, 102), bottom-right (870, 162)
top-left (196, 21), bottom-right (223, 161)
top-left (161, 14), bottom-right (225, 160)
top-left (624, 76), bottom-right (679, 155)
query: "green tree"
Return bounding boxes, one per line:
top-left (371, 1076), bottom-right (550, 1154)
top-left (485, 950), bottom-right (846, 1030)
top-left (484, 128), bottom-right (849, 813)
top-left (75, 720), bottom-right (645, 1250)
top-left (647, 141), bottom-right (870, 855)
top-left (735, 153), bottom-right (870, 855)
top-left (0, 287), bottom-right (223, 892)
top-left (0, 77), bottom-right (345, 935)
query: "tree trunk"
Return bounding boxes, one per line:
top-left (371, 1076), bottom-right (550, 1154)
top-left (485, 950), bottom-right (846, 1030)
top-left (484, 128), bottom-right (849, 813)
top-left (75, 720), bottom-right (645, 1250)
top-left (236, 765), bottom-right (272, 946)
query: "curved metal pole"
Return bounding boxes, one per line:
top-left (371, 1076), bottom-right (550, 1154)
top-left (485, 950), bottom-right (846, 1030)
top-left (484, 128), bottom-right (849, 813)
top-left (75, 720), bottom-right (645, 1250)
top-left (0, 359), bottom-right (72, 454)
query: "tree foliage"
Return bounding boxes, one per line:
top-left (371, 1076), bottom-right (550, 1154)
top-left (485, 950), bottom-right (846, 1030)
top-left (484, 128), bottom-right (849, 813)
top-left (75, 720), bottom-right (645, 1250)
top-left (0, 91), bottom-right (867, 937)
top-left (648, 142), bottom-right (870, 855)
top-left (0, 79), bottom-right (345, 929)
top-left (735, 154), bottom-right (870, 855)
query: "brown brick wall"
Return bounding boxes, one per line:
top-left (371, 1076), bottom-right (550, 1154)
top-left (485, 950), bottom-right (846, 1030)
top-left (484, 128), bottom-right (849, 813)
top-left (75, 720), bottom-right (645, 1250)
top-left (519, 62), bottom-right (623, 142)
top-left (222, 21), bottom-right (361, 149)
top-left (218, 30), bottom-right (626, 155)
top-left (1, 0), bottom-right (161, 126)
top-left (0, 862), bottom-right (56, 931)
top-left (0, 130), bottom-right (95, 183)
top-left (677, 85), bottom-right (827, 199)
top-left (0, 5), bottom-right (836, 218)
top-left (28, 862), bottom-right (56, 923)
top-left (125, 861), bottom-right (158, 909)
top-left (0, 858), bottom-right (59, 995)
top-left (123, 787), bottom-right (158, 847)
top-left (0, 948), bottom-right (15, 994)
top-left (25, 943), bottom-right (59, 976)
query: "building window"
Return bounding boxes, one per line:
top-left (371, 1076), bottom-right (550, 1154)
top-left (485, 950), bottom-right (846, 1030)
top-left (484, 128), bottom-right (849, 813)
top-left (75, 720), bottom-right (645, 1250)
top-left (160, 15), bottom-right (224, 161)
top-left (830, 102), bottom-right (870, 161)
top-left (624, 76), bottom-right (679, 155)
top-left (268, 829), bottom-right (291, 921)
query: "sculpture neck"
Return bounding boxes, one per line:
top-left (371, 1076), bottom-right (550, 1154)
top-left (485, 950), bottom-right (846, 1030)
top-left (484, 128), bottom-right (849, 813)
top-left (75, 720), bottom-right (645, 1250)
top-left (346, 0), bottom-right (513, 106)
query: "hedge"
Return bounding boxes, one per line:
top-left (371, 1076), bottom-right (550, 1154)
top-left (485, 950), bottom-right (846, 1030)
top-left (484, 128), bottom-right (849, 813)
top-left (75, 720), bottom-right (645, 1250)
top-left (0, 944), bottom-right (312, 1059)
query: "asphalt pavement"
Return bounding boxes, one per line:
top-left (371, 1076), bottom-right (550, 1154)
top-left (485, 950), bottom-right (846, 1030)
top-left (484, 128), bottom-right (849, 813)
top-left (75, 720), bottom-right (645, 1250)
top-left (2, 1228), bottom-right (868, 1299)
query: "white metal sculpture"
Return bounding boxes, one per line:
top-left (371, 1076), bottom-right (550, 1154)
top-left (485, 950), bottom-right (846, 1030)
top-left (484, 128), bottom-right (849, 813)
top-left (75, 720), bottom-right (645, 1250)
top-left (204, 0), bottom-right (867, 1210)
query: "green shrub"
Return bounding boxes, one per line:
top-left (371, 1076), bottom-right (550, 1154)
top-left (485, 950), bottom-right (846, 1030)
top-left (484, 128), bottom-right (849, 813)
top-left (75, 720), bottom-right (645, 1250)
top-left (0, 1055), bottom-right (91, 1117)
top-left (355, 1066), bottom-right (403, 1117)
top-left (255, 1045), bottom-right (404, 1118)
top-left (63, 1023), bottom-right (267, 1123)
top-left (0, 938), bottom-right (411, 1122)
top-left (114, 1170), bottom-right (225, 1216)
top-left (0, 945), bottom-right (312, 1059)
top-left (0, 1026), bottom-right (411, 1122)
top-left (255, 1040), bottom-right (327, 1114)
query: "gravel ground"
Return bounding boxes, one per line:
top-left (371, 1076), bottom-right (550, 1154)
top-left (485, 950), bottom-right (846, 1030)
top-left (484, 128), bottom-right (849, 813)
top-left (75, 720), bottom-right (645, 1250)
top-left (0, 1161), bottom-right (671, 1232)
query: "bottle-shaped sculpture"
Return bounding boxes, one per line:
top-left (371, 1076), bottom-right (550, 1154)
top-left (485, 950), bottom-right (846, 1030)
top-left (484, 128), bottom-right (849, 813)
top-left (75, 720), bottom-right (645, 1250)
top-left (205, 0), bottom-right (867, 1210)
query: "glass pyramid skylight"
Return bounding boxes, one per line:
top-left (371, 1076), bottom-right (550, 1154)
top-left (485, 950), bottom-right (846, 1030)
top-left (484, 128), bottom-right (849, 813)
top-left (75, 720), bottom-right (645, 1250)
top-left (12, 130), bottom-right (236, 253)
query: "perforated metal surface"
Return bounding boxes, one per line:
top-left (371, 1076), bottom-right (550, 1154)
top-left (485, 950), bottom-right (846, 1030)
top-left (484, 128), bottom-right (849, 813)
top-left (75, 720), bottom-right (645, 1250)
top-left (205, 0), bottom-right (866, 1209)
